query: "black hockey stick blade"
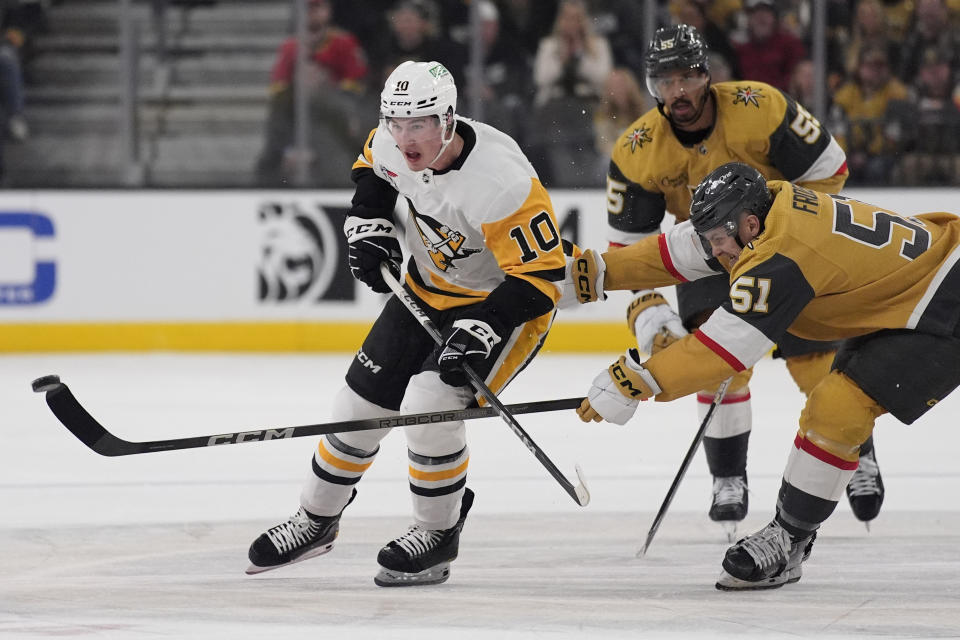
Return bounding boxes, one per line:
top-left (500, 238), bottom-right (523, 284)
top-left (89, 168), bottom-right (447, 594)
top-left (637, 377), bottom-right (731, 558)
top-left (31, 374), bottom-right (583, 457)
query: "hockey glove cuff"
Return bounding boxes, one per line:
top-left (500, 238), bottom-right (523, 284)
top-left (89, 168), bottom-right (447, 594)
top-left (437, 315), bottom-right (505, 387)
top-left (577, 348), bottom-right (662, 425)
top-left (344, 216), bottom-right (402, 293)
top-left (626, 290), bottom-right (687, 355)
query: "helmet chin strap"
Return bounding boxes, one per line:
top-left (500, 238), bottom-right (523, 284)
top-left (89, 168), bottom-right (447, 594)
top-left (427, 114), bottom-right (457, 169)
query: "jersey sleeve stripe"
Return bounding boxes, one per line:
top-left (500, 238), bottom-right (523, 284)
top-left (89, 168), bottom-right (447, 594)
top-left (693, 329), bottom-right (747, 372)
top-left (523, 265), bottom-right (566, 283)
top-left (794, 136), bottom-right (847, 184)
top-left (908, 241), bottom-right (960, 333)
top-left (661, 221), bottom-right (724, 281)
top-left (658, 234), bottom-right (688, 283)
top-left (696, 306), bottom-right (776, 369)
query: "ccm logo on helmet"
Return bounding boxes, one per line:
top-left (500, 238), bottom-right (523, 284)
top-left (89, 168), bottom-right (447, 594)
top-left (389, 100), bottom-right (412, 106)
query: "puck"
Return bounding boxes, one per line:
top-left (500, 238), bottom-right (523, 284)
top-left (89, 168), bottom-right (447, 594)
top-left (32, 374), bottom-right (62, 393)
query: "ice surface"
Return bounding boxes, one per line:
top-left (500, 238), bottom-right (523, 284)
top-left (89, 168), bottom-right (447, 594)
top-left (2, 353), bottom-right (959, 638)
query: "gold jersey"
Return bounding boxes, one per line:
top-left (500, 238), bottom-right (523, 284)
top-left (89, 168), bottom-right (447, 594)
top-left (602, 182), bottom-right (960, 401)
top-left (606, 81), bottom-right (848, 246)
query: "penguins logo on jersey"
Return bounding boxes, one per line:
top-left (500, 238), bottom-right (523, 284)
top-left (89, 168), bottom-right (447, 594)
top-left (412, 212), bottom-right (483, 271)
top-left (623, 125), bottom-right (653, 152)
top-left (733, 86), bottom-right (764, 108)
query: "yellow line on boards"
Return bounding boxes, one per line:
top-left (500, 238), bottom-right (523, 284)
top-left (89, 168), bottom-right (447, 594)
top-left (0, 322), bottom-right (636, 353)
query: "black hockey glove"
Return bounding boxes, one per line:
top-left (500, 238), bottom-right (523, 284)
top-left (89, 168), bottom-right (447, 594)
top-left (343, 216), bottom-right (402, 293)
top-left (437, 313), bottom-right (505, 387)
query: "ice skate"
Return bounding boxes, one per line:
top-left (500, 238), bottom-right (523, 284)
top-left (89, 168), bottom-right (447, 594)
top-left (709, 475), bottom-right (748, 541)
top-left (846, 448), bottom-right (884, 528)
top-left (715, 519), bottom-right (816, 591)
top-left (246, 489), bottom-right (356, 574)
top-left (375, 487), bottom-right (474, 587)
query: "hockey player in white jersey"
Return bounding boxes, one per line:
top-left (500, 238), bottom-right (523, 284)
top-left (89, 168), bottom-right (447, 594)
top-left (247, 61), bottom-right (567, 586)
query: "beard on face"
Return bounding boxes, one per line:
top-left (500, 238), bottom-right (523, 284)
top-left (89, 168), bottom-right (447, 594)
top-left (669, 97), bottom-right (696, 124)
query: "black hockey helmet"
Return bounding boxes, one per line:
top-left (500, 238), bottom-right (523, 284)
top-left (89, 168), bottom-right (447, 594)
top-left (690, 163), bottom-right (772, 246)
top-left (644, 24), bottom-right (709, 82)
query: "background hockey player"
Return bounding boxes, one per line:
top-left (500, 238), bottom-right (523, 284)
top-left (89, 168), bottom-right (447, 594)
top-left (247, 60), bottom-right (567, 586)
top-left (604, 23), bottom-right (883, 532)
top-left (573, 162), bottom-right (960, 589)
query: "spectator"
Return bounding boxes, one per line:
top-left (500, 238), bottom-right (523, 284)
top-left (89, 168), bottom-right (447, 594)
top-left (330, 0), bottom-right (392, 52)
top-left (787, 58), bottom-right (816, 106)
top-left (372, 0), bottom-right (467, 88)
top-left (672, 0), bottom-right (742, 80)
top-left (898, 0), bottom-right (960, 83)
top-left (589, 0), bottom-right (646, 71)
top-left (467, 1), bottom-right (532, 142)
top-left (593, 67), bottom-right (649, 172)
top-left (254, 0), bottom-right (369, 187)
top-left (0, 0), bottom-right (38, 143)
top-left (843, 0), bottom-right (900, 82)
top-left (882, 0), bottom-right (921, 42)
top-left (735, 0), bottom-right (806, 90)
top-left (898, 46), bottom-right (960, 185)
top-left (498, 0), bottom-right (558, 62)
top-left (529, 0), bottom-right (612, 186)
top-left (830, 44), bottom-right (911, 185)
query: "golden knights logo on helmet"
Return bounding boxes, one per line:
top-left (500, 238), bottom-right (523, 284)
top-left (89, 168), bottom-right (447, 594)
top-left (411, 210), bottom-right (482, 271)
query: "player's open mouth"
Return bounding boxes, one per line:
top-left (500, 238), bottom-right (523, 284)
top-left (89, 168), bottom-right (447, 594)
top-left (405, 150), bottom-right (422, 162)
top-left (671, 100), bottom-right (692, 115)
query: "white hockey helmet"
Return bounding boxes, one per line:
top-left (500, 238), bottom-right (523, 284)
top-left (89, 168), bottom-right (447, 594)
top-left (380, 60), bottom-right (457, 124)
top-left (380, 60), bottom-right (457, 121)
top-left (380, 60), bottom-right (458, 166)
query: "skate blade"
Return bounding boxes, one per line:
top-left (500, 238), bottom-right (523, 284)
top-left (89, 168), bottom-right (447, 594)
top-left (245, 541), bottom-right (336, 575)
top-left (714, 567), bottom-right (801, 591)
top-left (374, 562), bottom-right (451, 587)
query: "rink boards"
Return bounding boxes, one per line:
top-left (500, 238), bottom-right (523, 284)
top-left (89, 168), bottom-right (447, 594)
top-left (0, 187), bottom-right (956, 352)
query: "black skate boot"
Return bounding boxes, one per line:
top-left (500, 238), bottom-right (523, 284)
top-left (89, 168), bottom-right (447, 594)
top-left (709, 475), bottom-right (748, 541)
top-left (715, 519), bottom-right (816, 591)
top-left (246, 489), bottom-right (356, 575)
top-left (374, 487), bottom-right (475, 587)
top-left (846, 448), bottom-right (884, 525)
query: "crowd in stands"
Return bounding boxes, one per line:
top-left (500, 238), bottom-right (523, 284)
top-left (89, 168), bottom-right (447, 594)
top-left (247, 0), bottom-right (960, 188)
top-left (0, 0), bottom-right (45, 182)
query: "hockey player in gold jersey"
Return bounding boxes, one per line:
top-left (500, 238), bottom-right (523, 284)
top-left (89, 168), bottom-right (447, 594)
top-left (247, 61), bottom-right (567, 586)
top-left (605, 24), bottom-right (882, 531)
top-left (573, 162), bottom-right (960, 589)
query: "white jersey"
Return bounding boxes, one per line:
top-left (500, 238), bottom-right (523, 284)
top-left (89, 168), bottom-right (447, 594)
top-left (352, 117), bottom-right (566, 310)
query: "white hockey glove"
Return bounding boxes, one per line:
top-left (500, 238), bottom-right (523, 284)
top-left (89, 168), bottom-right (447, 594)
top-left (560, 249), bottom-right (606, 305)
top-left (577, 348), bottom-right (662, 425)
top-left (343, 216), bottom-right (402, 294)
top-left (627, 290), bottom-right (687, 355)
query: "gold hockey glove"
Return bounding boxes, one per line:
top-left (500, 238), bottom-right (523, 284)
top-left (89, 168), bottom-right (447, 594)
top-left (626, 289), bottom-right (687, 355)
top-left (571, 249), bottom-right (607, 304)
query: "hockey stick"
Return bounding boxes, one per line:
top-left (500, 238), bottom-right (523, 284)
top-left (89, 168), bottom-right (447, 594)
top-left (379, 264), bottom-right (590, 507)
top-left (30, 374), bottom-right (584, 457)
top-left (636, 377), bottom-right (731, 558)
